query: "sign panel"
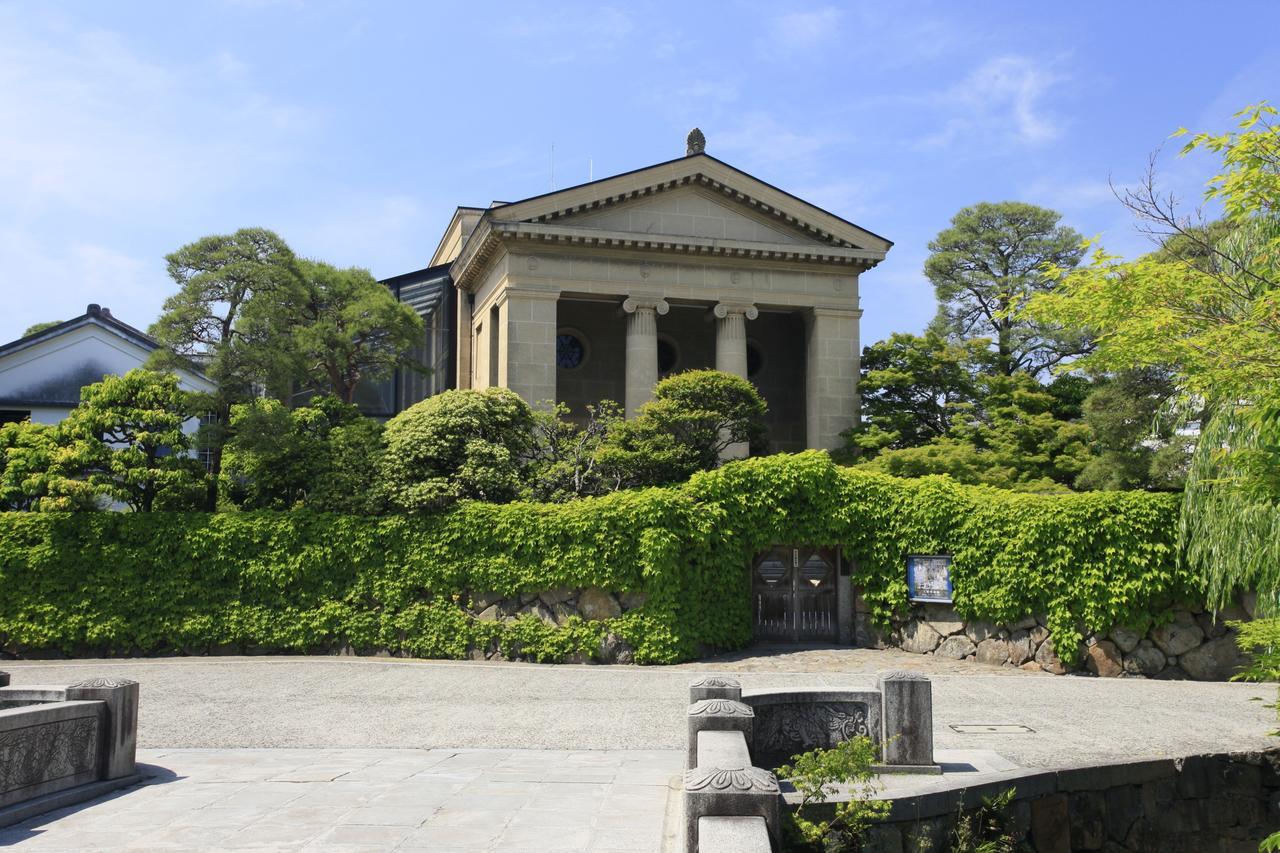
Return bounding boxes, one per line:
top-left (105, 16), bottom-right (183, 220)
top-left (906, 554), bottom-right (953, 603)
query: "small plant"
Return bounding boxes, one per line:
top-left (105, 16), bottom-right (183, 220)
top-left (945, 787), bottom-right (1025, 853)
top-left (1230, 617), bottom-right (1280, 853)
top-left (776, 737), bottom-right (889, 852)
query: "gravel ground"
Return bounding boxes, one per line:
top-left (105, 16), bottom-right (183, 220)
top-left (5, 649), bottom-right (1275, 769)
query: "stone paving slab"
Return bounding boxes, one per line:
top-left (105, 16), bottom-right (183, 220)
top-left (3, 654), bottom-right (1273, 768)
top-left (0, 748), bottom-right (683, 851)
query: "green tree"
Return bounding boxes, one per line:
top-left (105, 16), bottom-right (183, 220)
top-left (221, 395), bottom-right (385, 513)
top-left (149, 228), bottom-right (303, 507)
top-left (927, 201), bottom-right (1087, 376)
top-left (597, 370), bottom-right (767, 488)
top-left (381, 387), bottom-right (536, 511)
top-left (59, 370), bottom-right (206, 512)
top-left (529, 400), bottom-right (622, 502)
top-left (21, 321), bottom-right (61, 337)
top-left (864, 372), bottom-right (1094, 493)
top-left (0, 420), bottom-right (96, 511)
top-left (840, 331), bottom-right (996, 459)
top-left (268, 259), bottom-right (423, 404)
top-left (1075, 368), bottom-right (1191, 492)
top-left (1024, 103), bottom-right (1280, 613)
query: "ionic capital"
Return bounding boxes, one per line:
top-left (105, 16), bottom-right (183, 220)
top-left (622, 296), bottom-right (670, 315)
top-left (712, 302), bottom-right (758, 321)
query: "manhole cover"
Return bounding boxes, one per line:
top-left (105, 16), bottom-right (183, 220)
top-left (950, 724), bottom-right (1035, 734)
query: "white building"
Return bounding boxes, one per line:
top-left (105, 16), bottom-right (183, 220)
top-left (0, 303), bottom-right (215, 426)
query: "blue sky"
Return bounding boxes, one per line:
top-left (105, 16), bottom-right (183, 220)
top-left (2, 1), bottom-right (1277, 346)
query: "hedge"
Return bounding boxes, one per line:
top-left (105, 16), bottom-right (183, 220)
top-left (0, 451), bottom-right (1191, 665)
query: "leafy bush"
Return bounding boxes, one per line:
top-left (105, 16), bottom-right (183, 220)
top-left (597, 369), bottom-right (767, 487)
top-left (0, 453), bottom-right (1187, 665)
top-left (222, 396), bottom-right (384, 513)
top-left (380, 388), bottom-right (536, 510)
top-left (777, 737), bottom-right (889, 851)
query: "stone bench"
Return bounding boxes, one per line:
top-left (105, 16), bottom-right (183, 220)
top-left (696, 816), bottom-right (771, 853)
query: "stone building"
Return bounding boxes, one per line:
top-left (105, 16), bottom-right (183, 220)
top-left (383, 132), bottom-right (891, 451)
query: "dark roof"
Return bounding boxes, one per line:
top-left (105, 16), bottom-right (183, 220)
top-left (480, 151), bottom-right (894, 248)
top-left (380, 264), bottom-right (452, 319)
top-left (0, 303), bottom-right (160, 359)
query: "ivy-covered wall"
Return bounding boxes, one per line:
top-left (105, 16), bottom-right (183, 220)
top-left (0, 452), bottom-right (1190, 666)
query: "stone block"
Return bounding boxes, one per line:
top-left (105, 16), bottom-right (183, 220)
top-left (687, 699), bottom-right (754, 769)
top-left (878, 671), bottom-right (933, 767)
top-left (618, 591), bottom-right (648, 611)
top-left (965, 620), bottom-right (998, 643)
top-left (690, 677), bottom-right (742, 703)
top-left (935, 636), bottom-right (976, 660)
top-left (898, 620), bottom-right (942, 654)
top-left (1150, 620), bottom-right (1204, 657)
top-left (695, 816), bottom-right (771, 853)
top-left (921, 605), bottom-right (965, 636)
top-left (1179, 636), bottom-right (1243, 681)
top-left (1085, 640), bottom-right (1123, 678)
top-left (65, 678), bottom-right (138, 780)
top-left (1109, 625), bottom-right (1142, 654)
top-left (1009, 615), bottom-right (1038, 631)
top-left (1070, 790), bottom-right (1106, 850)
top-left (696, 730), bottom-right (752, 771)
top-left (683, 766), bottom-right (780, 853)
top-left (1030, 793), bottom-right (1071, 853)
top-left (1123, 640), bottom-right (1166, 676)
top-left (1007, 630), bottom-right (1035, 665)
top-left (0, 672), bottom-right (7, 687)
top-left (976, 638), bottom-right (1011, 666)
top-left (578, 587), bottom-right (622, 620)
top-left (538, 587), bottom-right (573, 606)
top-left (1036, 636), bottom-right (1069, 675)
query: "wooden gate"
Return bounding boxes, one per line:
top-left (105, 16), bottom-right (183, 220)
top-left (751, 546), bottom-right (839, 642)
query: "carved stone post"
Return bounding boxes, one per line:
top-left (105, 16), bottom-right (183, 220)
top-left (878, 670), bottom-right (934, 768)
top-left (66, 678), bottom-right (139, 780)
top-left (622, 296), bottom-right (669, 418)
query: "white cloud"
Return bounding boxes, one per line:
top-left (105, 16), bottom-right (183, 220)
top-left (713, 112), bottom-right (847, 170)
top-left (920, 55), bottom-right (1066, 149)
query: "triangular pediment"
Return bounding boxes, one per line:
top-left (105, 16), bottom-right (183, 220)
top-left (485, 153), bottom-right (892, 254)
top-left (545, 185), bottom-right (826, 246)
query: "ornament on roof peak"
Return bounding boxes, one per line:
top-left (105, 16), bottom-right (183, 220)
top-left (686, 128), bottom-right (706, 156)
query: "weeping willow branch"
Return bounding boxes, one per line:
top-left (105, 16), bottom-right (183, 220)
top-left (1180, 404), bottom-right (1280, 615)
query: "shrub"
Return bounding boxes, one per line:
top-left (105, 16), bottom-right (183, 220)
top-left (597, 369), bottom-right (767, 487)
top-left (222, 396), bottom-right (384, 513)
top-left (381, 388), bottom-right (536, 510)
top-left (0, 453), bottom-right (1186, 666)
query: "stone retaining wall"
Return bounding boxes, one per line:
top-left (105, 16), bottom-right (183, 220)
top-left (856, 593), bottom-right (1256, 681)
top-left (863, 748), bottom-right (1280, 852)
top-left (462, 587), bottom-right (645, 663)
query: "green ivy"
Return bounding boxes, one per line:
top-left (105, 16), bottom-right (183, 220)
top-left (0, 452), bottom-right (1189, 665)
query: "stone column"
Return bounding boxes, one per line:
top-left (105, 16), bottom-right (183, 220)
top-left (456, 292), bottom-right (473, 389)
top-left (712, 302), bottom-right (758, 378)
top-left (805, 306), bottom-right (862, 451)
top-left (622, 296), bottom-right (669, 418)
top-left (713, 302), bottom-right (759, 460)
top-left (502, 289), bottom-right (559, 410)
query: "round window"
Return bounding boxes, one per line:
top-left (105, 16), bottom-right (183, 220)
top-left (657, 336), bottom-right (680, 376)
top-left (556, 331), bottom-right (587, 370)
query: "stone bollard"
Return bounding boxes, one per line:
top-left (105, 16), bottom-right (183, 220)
top-left (684, 766), bottom-right (781, 853)
top-left (689, 676), bottom-right (742, 703)
top-left (687, 699), bottom-right (754, 769)
top-left (0, 671), bottom-right (8, 687)
top-left (66, 678), bottom-right (139, 780)
top-left (878, 670), bottom-right (934, 767)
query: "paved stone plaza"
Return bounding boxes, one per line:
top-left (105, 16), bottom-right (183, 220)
top-left (0, 651), bottom-right (1275, 849)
